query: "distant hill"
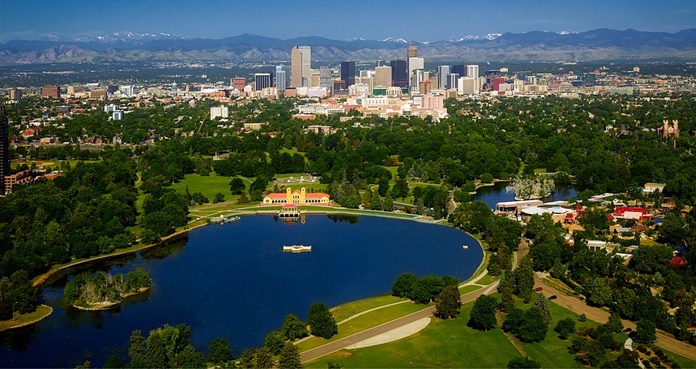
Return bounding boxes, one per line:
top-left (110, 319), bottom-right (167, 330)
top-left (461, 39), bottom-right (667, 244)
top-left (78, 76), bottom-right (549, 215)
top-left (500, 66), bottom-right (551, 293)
top-left (1, 29), bottom-right (695, 65)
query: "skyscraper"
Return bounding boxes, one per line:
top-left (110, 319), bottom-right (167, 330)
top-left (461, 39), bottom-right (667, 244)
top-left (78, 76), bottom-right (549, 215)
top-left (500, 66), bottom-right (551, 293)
top-left (452, 65), bottom-right (465, 78)
top-left (255, 73), bottom-right (272, 91)
top-left (275, 66), bottom-right (287, 92)
top-left (319, 66), bottom-right (333, 93)
top-left (408, 57), bottom-right (424, 89)
top-left (437, 65), bottom-right (451, 90)
top-left (390, 60), bottom-right (408, 88)
top-left (466, 65), bottom-right (479, 79)
top-left (374, 66), bottom-right (392, 87)
top-left (340, 61), bottom-right (355, 90)
top-left (407, 45), bottom-right (418, 58)
top-left (0, 106), bottom-right (9, 196)
top-left (291, 46), bottom-right (311, 87)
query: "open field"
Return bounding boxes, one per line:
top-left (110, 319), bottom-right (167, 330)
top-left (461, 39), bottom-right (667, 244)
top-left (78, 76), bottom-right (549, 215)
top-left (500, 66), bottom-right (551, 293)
top-left (304, 295), bottom-right (696, 368)
top-left (331, 295), bottom-right (409, 323)
top-left (305, 300), bottom-right (520, 368)
top-left (298, 302), bottom-right (428, 352)
top-left (171, 173), bottom-right (249, 202)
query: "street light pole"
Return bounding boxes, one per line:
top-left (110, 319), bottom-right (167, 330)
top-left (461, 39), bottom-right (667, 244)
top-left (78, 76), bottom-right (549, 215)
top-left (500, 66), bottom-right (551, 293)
top-left (350, 325), bottom-right (357, 351)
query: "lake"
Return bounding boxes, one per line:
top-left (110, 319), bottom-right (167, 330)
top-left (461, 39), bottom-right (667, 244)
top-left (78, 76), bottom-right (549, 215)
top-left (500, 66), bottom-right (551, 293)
top-left (0, 215), bottom-right (483, 368)
top-left (472, 182), bottom-right (579, 209)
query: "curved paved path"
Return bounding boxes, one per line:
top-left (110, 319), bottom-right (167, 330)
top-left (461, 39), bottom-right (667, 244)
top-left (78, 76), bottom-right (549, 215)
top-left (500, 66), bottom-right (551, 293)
top-left (534, 274), bottom-right (696, 361)
top-left (300, 281), bottom-right (499, 363)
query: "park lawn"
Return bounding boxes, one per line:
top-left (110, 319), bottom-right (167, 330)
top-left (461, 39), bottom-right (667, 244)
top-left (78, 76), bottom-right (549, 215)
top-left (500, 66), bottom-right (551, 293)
top-left (298, 303), bottom-right (427, 352)
top-left (279, 147), bottom-right (307, 158)
top-left (662, 348), bottom-right (696, 368)
top-left (514, 298), bottom-right (601, 368)
top-left (0, 305), bottom-right (53, 332)
top-left (331, 295), bottom-right (409, 323)
top-left (305, 300), bottom-right (520, 368)
top-left (171, 173), bottom-right (247, 202)
top-left (476, 274), bottom-right (497, 286)
top-left (459, 285), bottom-right (482, 294)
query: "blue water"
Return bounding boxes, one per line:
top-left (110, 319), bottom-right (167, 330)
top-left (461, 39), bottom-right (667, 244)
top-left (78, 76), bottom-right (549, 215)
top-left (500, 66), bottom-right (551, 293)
top-left (0, 215), bottom-right (482, 368)
top-left (473, 182), bottom-right (579, 209)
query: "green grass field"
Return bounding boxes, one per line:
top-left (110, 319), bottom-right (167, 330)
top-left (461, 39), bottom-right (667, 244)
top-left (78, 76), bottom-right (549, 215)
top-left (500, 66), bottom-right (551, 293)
top-left (305, 300), bottom-right (520, 368)
top-left (458, 285), bottom-right (482, 294)
top-left (0, 305), bottom-right (53, 332)
top-left (331, 295), bottom-right (409, 323)
top-left (171, 173), bottom-right (250, 203)
top-left (298, 302), bottom-right (427, 352)
top-left (305, 295), bottom-right (696, 368)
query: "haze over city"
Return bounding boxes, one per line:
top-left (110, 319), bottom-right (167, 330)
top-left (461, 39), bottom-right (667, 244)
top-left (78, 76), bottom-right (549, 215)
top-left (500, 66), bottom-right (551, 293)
top-left (2, 0), bottom-right (696, 42)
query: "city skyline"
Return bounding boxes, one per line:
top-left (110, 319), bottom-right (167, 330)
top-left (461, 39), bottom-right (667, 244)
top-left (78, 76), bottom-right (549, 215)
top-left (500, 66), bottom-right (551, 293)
top-left (2, 0), bottom-right (695, 43)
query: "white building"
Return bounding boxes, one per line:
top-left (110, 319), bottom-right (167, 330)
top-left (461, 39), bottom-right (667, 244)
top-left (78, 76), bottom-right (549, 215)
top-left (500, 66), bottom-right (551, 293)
top-left (210, 106), bottom-right (229, 120)
top-left (112, 111), bottom-right (124, 121)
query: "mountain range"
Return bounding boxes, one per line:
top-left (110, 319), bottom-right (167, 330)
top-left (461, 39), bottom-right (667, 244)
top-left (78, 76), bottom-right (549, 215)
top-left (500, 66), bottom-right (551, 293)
top-left (1, 28), bottom-right (696, 65)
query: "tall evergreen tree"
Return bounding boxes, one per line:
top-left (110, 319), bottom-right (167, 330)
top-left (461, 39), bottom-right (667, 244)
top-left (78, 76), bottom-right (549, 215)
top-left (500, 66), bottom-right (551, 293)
top-left (278, 341), bottom-right (302, 369)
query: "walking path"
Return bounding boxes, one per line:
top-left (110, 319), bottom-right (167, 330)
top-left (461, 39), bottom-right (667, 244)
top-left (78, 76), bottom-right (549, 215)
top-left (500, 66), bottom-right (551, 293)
top-left (300, 275), bottom-right (499, 364)
top-left (534, 273), bottom-right (696, 361)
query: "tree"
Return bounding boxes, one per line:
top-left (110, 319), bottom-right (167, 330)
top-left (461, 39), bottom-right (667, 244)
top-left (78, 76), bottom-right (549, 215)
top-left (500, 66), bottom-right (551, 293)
top-left (571, 337), bottom-right (606, 367)
top-left (208, 337), bottom-right (233, 365)
top-left (435, 285), bottom-right (461, 319)
top-left (605, 311), bottom-right (623, 333)
top-left (392, 273), bottom-right (417, 298)
top-left (518, 307), bottom-right (548, 342)
top-left (507, 356), bottom-right (541, 369)
top-left (264, 330), bottom-right (285, 355)
top-left (636, 319), bottom-right (656, 343)
top-left (128, 330), bottom-right (146, 368)
top-left (102, 355), bottom-right (124, 369)
top-left (308, 303), bottom-right (338, 339)
top-left (254, 347), bottom-right (273, 369)
top-left (554, 318), bottom-right (576, 340)
top-left (587, 277), bottom-right (612, 307)
top-left (212, 192), bottom-right (225, 204)
top-left (513, 257), bottom-right (535, 298)
top-left (534, 293), bottom-right (552, 325)
top-left (468, 295), bottom-right (498, 331)
top-left (282, 314), bottom-right (309, 341)
top-left (278, 341), bottom-right (302, 369)
top-left (409, 274), bottom-right (445, 304)
top-left (487, 254), bottom-right (503, 276)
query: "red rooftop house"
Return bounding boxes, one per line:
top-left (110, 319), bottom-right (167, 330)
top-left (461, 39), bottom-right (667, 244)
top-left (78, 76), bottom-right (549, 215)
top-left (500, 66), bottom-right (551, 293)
top-left (613, 207), bottom-right (653, 222)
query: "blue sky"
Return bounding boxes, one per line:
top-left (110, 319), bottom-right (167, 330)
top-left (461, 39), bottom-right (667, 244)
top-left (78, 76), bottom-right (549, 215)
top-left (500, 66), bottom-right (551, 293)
top-left (2, 0), bottom-right (695, 42)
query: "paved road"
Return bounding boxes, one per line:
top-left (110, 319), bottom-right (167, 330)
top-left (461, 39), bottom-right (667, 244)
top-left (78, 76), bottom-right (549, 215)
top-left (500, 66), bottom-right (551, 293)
top-left (534, 275), bottom-right (696, 361)
top-left (300, 282), bottom-right (499, 363)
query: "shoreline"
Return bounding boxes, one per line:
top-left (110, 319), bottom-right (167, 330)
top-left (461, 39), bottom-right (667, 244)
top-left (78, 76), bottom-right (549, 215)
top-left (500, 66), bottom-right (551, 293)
top-left (34, 207), bottom-right (483, 290)
top-left (71, 287), bottom-right (151, 311)
top-left (0, 305), bottom-right (53, 332)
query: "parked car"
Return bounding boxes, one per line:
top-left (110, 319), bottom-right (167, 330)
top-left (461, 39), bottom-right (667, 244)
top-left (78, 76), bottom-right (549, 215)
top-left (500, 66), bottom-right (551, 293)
top-left (548, 295), bottom-right (558, 300)
top-left (622, 328), bottom-right (633, 333)
top-left (534, 287), bottom-right (543, 292)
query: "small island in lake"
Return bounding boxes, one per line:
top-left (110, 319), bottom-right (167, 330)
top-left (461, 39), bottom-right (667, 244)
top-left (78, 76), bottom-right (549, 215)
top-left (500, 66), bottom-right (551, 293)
top-left (64, 269), bottom-right (152, 310)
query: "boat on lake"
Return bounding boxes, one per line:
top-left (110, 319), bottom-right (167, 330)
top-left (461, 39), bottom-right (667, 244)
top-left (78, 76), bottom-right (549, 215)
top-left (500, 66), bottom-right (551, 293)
top-left (462, 245), bottom-right (469, 250)
top-left (283, 245), bottom-right (312, 253)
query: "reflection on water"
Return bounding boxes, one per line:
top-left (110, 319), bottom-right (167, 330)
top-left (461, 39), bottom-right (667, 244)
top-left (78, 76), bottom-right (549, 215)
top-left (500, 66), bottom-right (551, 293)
top-left (140, 237), bottom-right (188, 261)
top-left (1, 215), bottom-right (483, 367)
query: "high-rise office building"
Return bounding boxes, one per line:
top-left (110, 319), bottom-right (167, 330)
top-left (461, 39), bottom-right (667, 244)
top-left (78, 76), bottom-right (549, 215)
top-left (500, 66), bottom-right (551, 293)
top-left (374, 66), bottom-right (392, 87)
top-left (232, 77), bottom-right (247, 91)
top-left (255, 73), bottom-right (272, 91)
top-left (448, 73), bottom-right (460, 90)
top-left (319, 66), bottom-right (333, 93)
top-left (452, 65), bottom-right (465, 78)
top-left (291, 46), bottom-right (311, 87)
top-left (390, 60), bottom-right (408, 88)
top-left (408, 57), bottom-right (424, 89)
top-left (340, 61), bottom-right (355, 90)
top-left (8, 88), bottom-right (21, 101)
top-left (466, 65), bottom-right (479, 79)
top-left (407, 45), bottom-right (418, 58)
top-left (437, 65), bottom-right (451, 90)
top-left (41, 86), bottom-right (60, 98)
top-left (376, 60), bottom-right (386, 67)
top-left (275, 66), bottom-right (288, 92)
top-left (0, 105), bottom-right (8, 196)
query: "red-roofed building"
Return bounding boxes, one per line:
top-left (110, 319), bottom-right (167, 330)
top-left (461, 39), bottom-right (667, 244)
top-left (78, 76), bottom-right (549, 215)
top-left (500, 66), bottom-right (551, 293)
top-left (261, 187), bottom-right (330, 206)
